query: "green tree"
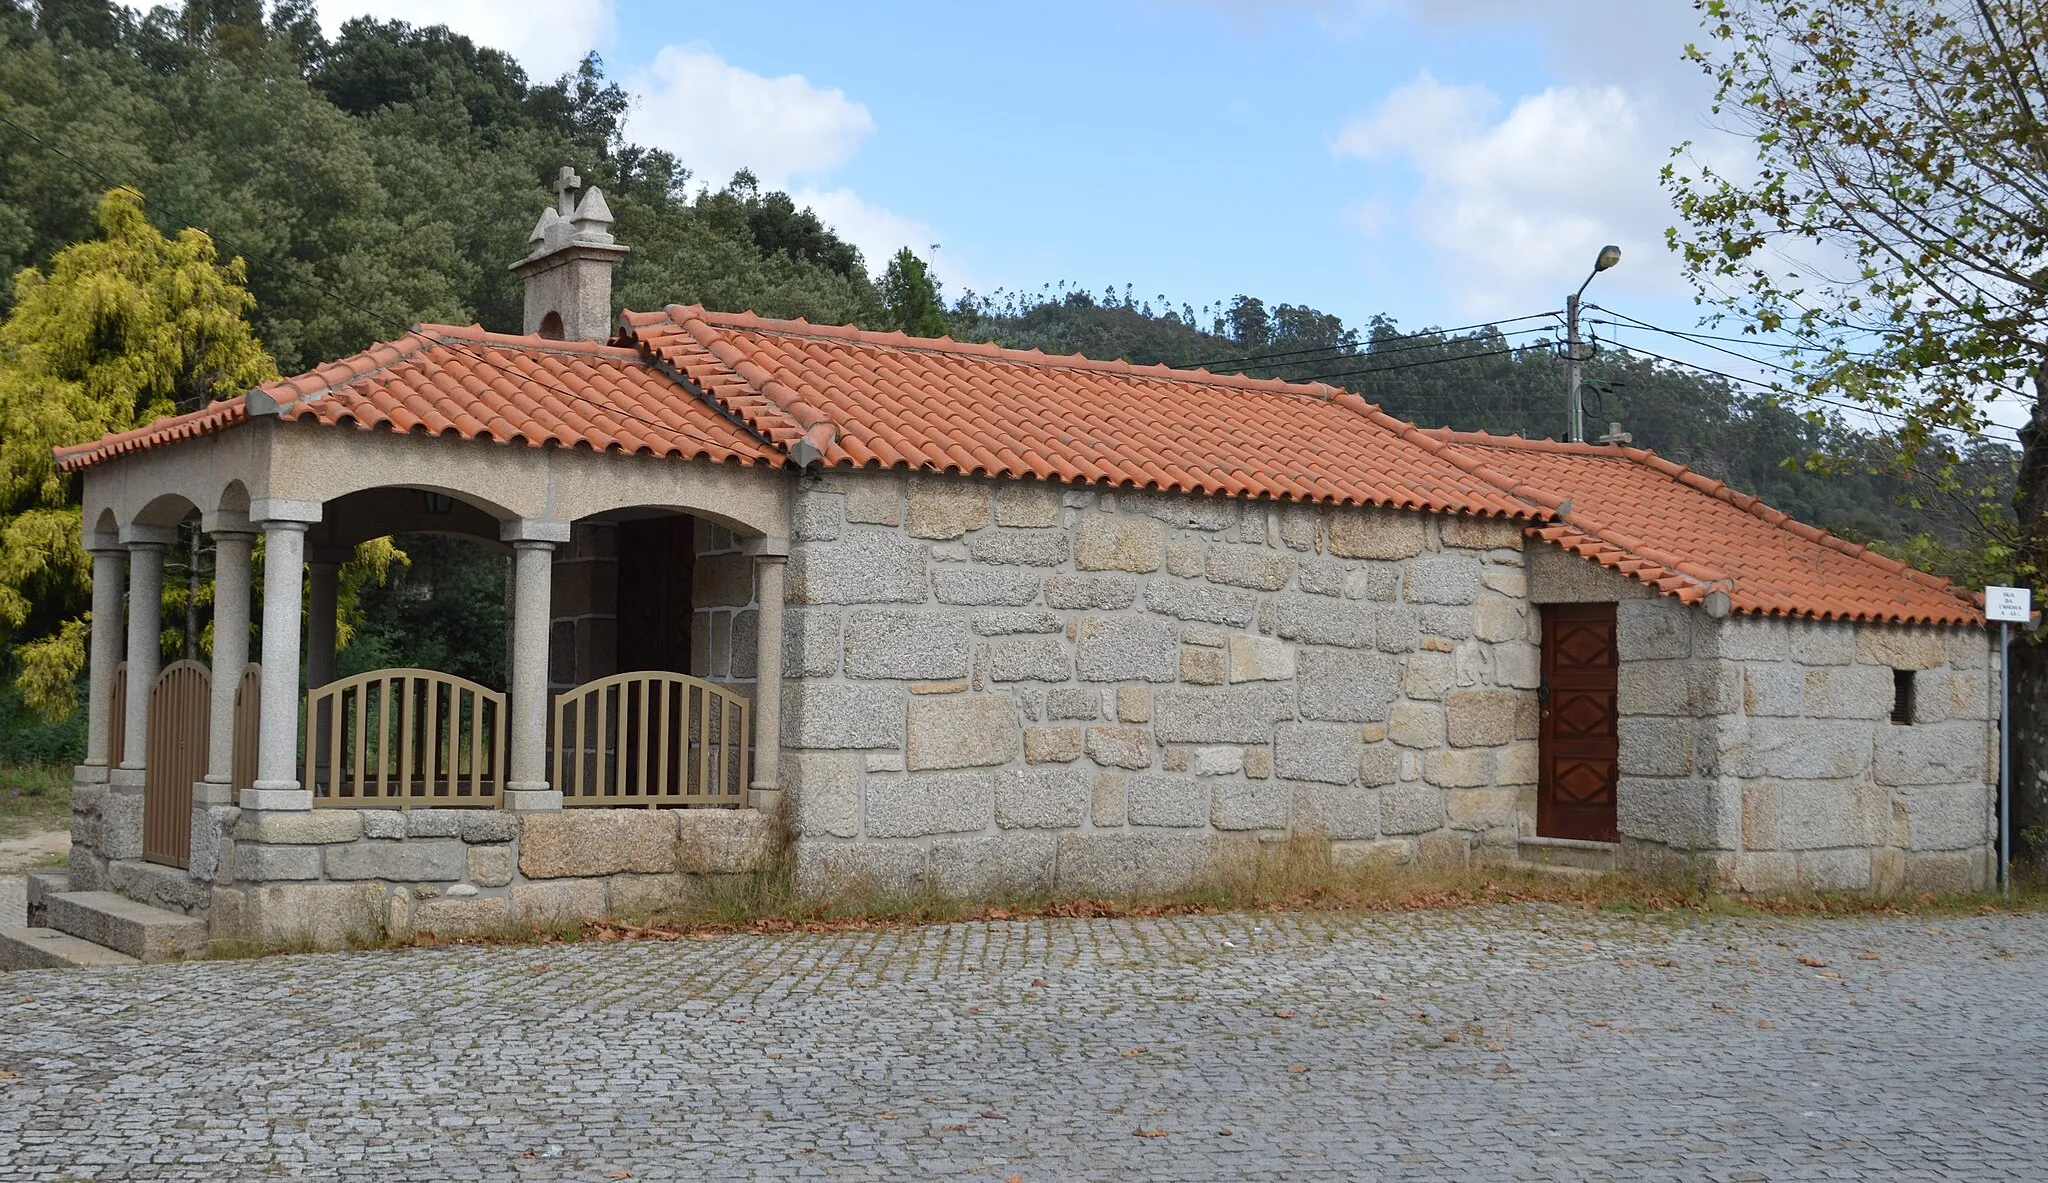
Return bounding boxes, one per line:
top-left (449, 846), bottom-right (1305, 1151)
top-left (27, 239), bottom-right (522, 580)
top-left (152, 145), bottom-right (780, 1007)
top-left (1665, 0), bottom-right (2047, 861)
top-left (880, 247), bottom-right (949, 337)
top-left (0, 186), bottom-right (275, 714)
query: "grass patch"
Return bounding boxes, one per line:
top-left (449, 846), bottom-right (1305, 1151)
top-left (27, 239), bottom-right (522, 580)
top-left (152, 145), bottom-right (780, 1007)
top-left (0, 764), bottom-right (70, 842)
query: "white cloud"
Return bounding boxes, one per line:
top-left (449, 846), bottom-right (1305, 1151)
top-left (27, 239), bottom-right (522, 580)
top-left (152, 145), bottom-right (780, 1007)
top-left (791, 187), bottom-right (944, 279)
top-left (325, 0), bottom-right (615, 80)
top-left (1333, 70), bottom-right (1705, 316)
top-left (625, 46), bottom-right (876, 190)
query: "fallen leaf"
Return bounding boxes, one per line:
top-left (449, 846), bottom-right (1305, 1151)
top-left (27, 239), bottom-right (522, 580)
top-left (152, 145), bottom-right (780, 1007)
top-left (1580, 943), bottom-right (1597, 952)
top-left (1134, 1127), bottom-right (1168, 1138)
top-left (1484, 1042), bottom-right (1503, 1051)
top-left (604, 1172), bottom-right (632, 1179)
top-left (0, 1071), bottom-right (19, 1079)
top-left (1006, 1176), bottom-right (1023, 1183)
top-left (1592, 1020), bottom-right (1608, 1028)
top-left (1797, 956), bottom-right (1828, 968)
top-left (1031, 979), bottom-right (1047, 988)
top-left (877, 1113), bottom-right (897, 1120)
top-left (1215, 1129), bottom-right (1232, 1137)
top-left (1854, 953), bottom-right (1881, 961)
top-left (1756, 1019), bottom-right (1774, 1030)
top-left (1442, 1034), bottom-right (1460, 1043)
top-left (1273, 1009), bottom-right (1295, 1019)
top-left (940, 1123), bottom-right (971, 1132)
top-left (1620, 960), bottom-right (1639, 968)
top-left (1286, 1064), bottom-right (1310, 1073)
top-left (981, 1111), bottom-right (1006, 1120)
top-left (1120, 1046), bottom-right (1148, 1058)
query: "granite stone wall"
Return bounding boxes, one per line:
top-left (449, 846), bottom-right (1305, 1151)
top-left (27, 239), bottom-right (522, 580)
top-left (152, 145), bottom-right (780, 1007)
top-left (775, 469), bottom-right (1544, 897)
top-left (1612, 600), bottom-right (1996, 893)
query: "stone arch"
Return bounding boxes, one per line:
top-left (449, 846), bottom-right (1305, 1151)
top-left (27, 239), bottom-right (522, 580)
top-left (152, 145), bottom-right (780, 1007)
top-left (129, 491), bottom-right (201, 531)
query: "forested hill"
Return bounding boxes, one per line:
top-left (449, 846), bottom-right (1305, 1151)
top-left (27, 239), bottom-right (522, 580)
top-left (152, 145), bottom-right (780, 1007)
top-left (0, 0), bottom-right (2003, 555)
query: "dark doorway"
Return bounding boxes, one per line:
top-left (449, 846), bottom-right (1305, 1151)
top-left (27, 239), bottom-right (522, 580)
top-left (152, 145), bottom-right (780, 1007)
top-left (1539, 603), bottom-right (1621, 842)
top-left (616, 516), bottom-right (694, 675)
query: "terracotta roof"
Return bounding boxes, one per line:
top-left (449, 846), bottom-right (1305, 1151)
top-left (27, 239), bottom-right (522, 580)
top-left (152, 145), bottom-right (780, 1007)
top-left (56, 307), bottom-right (1978, 625)
top-left (1423, 431), bottom-right (1980, 625)
top-left (621, 306), bottom-right (1535, 517)
top-left (54, 325), bottom-right (778, 471)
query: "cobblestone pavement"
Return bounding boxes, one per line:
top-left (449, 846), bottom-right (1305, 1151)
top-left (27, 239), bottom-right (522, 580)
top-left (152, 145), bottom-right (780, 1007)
top-left (1, 905), bottom-right (2044, 1181)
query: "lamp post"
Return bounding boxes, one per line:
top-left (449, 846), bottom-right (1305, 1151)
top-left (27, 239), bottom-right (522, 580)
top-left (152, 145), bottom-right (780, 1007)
top-left (1566, 244), bottom-right (1622, 443)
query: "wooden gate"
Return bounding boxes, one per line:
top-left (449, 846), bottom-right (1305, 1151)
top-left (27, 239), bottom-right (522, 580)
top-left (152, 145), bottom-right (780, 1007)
top-left (1538, 603), bottom-right (1621, 843)
top-left (143, 661), bottom-right (211, 867)
top-left (553, 672), bottom-right (749, 807)
top-left (305, 669), bottom-right (506, 808)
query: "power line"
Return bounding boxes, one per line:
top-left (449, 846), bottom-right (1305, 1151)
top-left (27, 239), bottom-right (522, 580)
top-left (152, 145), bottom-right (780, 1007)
top-left (0, 110), bottom-right (747, 457)
top-left (1589, 305), bottom-right (1853, 356)
top-left (1306, 345), bottom-right (1528, 385)
top-left (1177, 310), bottom-right (1562, 370)
top-left (1220, 324), bottom-right (1559, 376)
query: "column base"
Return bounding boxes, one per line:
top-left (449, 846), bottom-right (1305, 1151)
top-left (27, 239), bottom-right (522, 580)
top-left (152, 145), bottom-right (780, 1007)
top-left (193, 778), bottom-right (237, 807)
top-left (747, 788), bottom-right (784, 813)
top-left (502, 784), bottom-right (562, 811)
top-left (242, 785), bottom-right (312, 811)
top-left (109, 766), bottom-right (146, 793)
top-left (73, 762), bottom-right (111, 787)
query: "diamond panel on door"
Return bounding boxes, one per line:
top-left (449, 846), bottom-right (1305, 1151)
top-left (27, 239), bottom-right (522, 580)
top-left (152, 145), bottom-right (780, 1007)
top-left (1539, 603), bottom-right (1620, 843)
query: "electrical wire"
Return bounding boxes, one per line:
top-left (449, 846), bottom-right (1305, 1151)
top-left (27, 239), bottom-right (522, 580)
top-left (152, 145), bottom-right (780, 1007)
top-left (0, 110), bottom-right (749, 456)
top-left (1206, 324), bottom-right (1560, 376)
top-left (1176, 310), bottom-right (1563, 370)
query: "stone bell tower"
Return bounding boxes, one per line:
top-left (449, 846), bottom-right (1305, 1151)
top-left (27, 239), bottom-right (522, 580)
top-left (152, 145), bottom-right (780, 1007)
top-left (511, 165), bottom-right (630, 341)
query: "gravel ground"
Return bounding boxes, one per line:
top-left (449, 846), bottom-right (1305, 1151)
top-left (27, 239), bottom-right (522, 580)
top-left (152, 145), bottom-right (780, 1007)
top-left (1, 904), bottom-right (2043, 1181)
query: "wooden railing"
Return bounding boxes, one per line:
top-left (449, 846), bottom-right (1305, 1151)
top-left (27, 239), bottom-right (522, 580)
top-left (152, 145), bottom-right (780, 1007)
top-left (552, 672), bottom-right (749, 808)
top-left (306, 669), bottom-right (506, 808)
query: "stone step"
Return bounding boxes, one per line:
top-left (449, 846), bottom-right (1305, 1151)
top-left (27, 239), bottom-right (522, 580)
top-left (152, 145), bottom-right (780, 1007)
top-left (1517, 837), bottom-right (1618, 873)
top-left (0, 927), bottom-right (139, 971)
top-left (25, 870), bottom-right (69, 928)
top-left (44, 891), bottom-right (207, 963)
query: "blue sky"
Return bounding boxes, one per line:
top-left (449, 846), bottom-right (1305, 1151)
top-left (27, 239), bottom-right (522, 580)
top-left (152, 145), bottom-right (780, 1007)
top-left (167, 0), bottom-right (1933, 428)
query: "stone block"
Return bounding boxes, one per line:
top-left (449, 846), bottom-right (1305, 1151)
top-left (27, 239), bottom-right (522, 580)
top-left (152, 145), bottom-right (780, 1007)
top-left (995, 768), bottom-right (1090, 829)
top-left (1054, 831), bottom-right (1214, 895)
top-left (1228, 634), bottom-right (1295, 682)
top-left (843, 610), bottom-right (972, 680)
top-left (1273, 722), bottom-right (1362, 786)
top-left (1331, 837), bottom-right (1414, 868)
top-left (1870, 846), bottom-right (1907, 896)
top-left (1117, 685), bottom-right (1152, 723)
top-left (234, 844), bottom-right (323, 881)
top-left (610, 873), bottom-right (688, 917)
top-left (692, 552), bottom-right (755, 608)
top-left (865, 772), bottom-right (996, 837)
top-left (458, 812), bottom-right (518, 844)
top-left (1165, 536), bottom-right (1204, 577)
top-left (931, 568), bottom-right (1040, 607)
top-left (232, 809), bottom-right (364, 845)
top-left (1897, 784), bottom-right (1991, 850)
top-left (98, 791), bottom-right (144, 861)
top-left (792, 491), bottom-right (844, 541)
top-left (1205, 543), bottom-right (1293, 590)
top-left (1211, 783), bottom-right (1290, 830)
top-left (511, 879), bottom-right (609, 928)
top-left (1076, 616), bottom-right (1180, 682)
top-left (1404, 554), bottom-right (1481, 605)
top-left (1617, 600), bottom-right (1693, 661)
top-left (324, 837), bottom-right (467, 882)
top-left (1359, 744), bottom-right (1399, 786)
top-left (786, 532), bottom-right (929, 605)
top-left (1731, 851), bottom-right (1799, 894)
top-left (467, 844), bottom-right (514, 887)
top-left (1180, 646), bottom-right (1226, 684)
top-left (1377, 785), bottom-right (1443, 834)
top-left (1162, 747), bottom-right (1190, 771)
top-left (1948, 627), bottom-right (1990, 669)
top-left (106, 858), bottom-right (209, 914)
top-left (1298, 557), bottom-right (1346, 597)
top-left (1616, 775), bottom-right (1740, 851)
top-left (1439, 514), bottom-right (1524, 550)
top-left (1047, 687), bottom-right (1100, 720)
top-left (1344, 564), bottom-right (1402, 602)
top-left (773, 607), bottom-right (841, 678)
top-left (1387, 702), bottom-right (1444, 749)
top-left (519, 810), bottom-right (678, 879)
top-left (1272, 594), bottom-right (1374, 647)
top-left (1816, 664), bottom-right (1896, 720)
top-left (1043, 574), bottom-right (1138, 609)
top-left (907, 694), bottom-right (1021, 770)
top-left (930, 833), bottom-right (1058, 898)
top-left (1153, 684), bottom-right (1294, 743)
top-left (1419, 605), bottom-right (1474, 641)
top-left (1024, 725), bottom-right (1083, 764)
top-left (982, 635), bottom-right (1069, 682)
top-left (1327, 505), bottom-right (1425, 559)
top-left (1473, 596), bottom-right (1523, 643)
top-left (1075, 513), bottom-right (1165, 572)
top-left (1795, 848), bottom-right (1871, 891)
top-left (1856, 624), bottom-right (1948, 671)
top-left (1786, 618), bottom-right (1854, 665)
top-left (1092, 772), bottom-right (1127, 826)
top-left (974, 610), bottom-right (1064, 635)
top-left (1416, 832), bottom-right (1470, 872)
top-left (239, 882), bottom-right (390, 948)
top-left (1276, 503), bottom-right (1320, 551)
top-left (906, 474), bottom-right (992, 539)
top-left (1446, 690), bottom-right (1530, 747)
top-left (1297, 648), bottom-right (1399, 722)
top-left (1423, 749), bottom-right (1492, 788)
top-left (794, 841), bottom-right (928, 898)
top-left (1192, 746), bottom-right (1244, 776)
top-left (1084, 726), bottom-right (1155, 770)
top-left (1947, 672), bottom-right (1988, 720)
top-left (784, 750), bottom-right (860, 838)
top-left (1286, 782), bottom-right (1378, 839)
top-left (1874, 722), bottom-right (1982, 786)
top-left (782, 683), bottom-right (906, 749)
top-left (1742, 666), bottom-right (1805, 716)
top-left (971, 527), bottom-right (1070, 567)
top-left (1772, 778), bottom-right (1880, 850)
top-left (995, 482), bottom-right (1063, 527)
top-left (1144, 580), bottom-right (1260, 626)
top-left (844, 474), bottom-right (903, 525)
top-left (1620, 717), bottom-right (1694, 777)
top-left (1497, 741), bottom-right (1539, 786)
top-left (1618, 661), bottom-right (1696, 716)
top-left (1904, 849), bottom-right (1987, 893)
top-left (1724, 718), bottom-right (1873, 780)
top-left (675, 809), bottom-right (776, 874)
top-left (1401, 651), bottom-right (1456, 700)
top-left (405, 810), bottom-right (462, 838)
top-left (1446, 788), bottom-right (1517, 831)
top-left (1494, 642), bottom-right (1541, 690)
top-left (1127, 774), bottom-right (1207, 827)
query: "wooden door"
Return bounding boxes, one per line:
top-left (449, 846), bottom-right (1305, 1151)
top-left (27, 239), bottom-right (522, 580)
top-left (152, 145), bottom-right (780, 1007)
top-left (144, 660), bottom-right (211, 868)
top-left (1539, 604), bottom-right (1620, 842)
top-left (616, 516), bottom-right (694, 675)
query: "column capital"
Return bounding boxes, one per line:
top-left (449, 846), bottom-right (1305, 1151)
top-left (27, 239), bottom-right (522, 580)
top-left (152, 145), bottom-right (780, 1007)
top-left (501, 518), bottom-right (573, 545)
top-left (250, 497), bottom-right (323, 525)
top-left (119, 524), bottom-right (177, 548)
top-left (84, 537), bottom-right (128, 556)
top-left (743, 535), bottom-right (792, 558)
top-left (254, 517), bottom-right (313, 535)
top-left (201, 508), bottom-right (254, 535)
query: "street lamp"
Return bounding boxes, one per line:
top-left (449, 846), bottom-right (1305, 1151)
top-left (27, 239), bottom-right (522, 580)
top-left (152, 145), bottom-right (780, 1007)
top-left (1566, 244), bottom-right (1621, 443)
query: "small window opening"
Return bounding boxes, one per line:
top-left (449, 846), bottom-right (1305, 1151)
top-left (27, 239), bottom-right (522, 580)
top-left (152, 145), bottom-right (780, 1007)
top-left (537, 310), bottom-right (565, 340)
top-left (1890, 669), bottom-right (1915, 725)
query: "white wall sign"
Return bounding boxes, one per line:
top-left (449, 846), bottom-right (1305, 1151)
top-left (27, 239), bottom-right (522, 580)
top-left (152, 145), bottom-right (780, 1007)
top-left (1986, 585), bottom-right (2032, 623)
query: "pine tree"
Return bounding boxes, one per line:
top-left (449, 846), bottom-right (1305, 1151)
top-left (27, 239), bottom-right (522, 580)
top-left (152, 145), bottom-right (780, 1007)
top-left (880, 247), bottom-right (949, 338)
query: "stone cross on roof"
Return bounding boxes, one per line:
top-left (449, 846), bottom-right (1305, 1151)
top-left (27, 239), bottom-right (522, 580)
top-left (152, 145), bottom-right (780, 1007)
top-left (553, 166), bottom-right (582, 215)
